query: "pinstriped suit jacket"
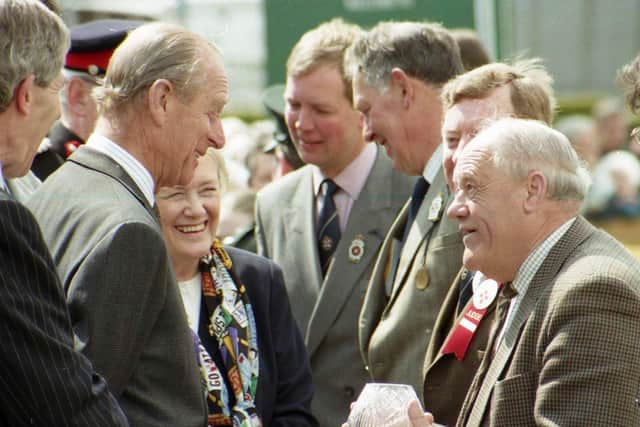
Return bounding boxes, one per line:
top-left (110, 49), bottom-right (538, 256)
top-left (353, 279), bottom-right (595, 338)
top-left (0, 189), bottom-right (127, 425)
top-left (27, 147), bottom-right (207, 427)
top-left (458, 217), bottom-right (640, 426)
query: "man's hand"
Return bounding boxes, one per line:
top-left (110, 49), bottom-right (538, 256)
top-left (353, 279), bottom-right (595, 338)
top-left (407, 399), bottom-right (434, 426)
top-left (341, 399), bottom-right (434, 427)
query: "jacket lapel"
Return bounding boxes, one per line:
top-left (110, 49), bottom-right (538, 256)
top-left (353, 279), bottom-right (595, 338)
top-left (305, 149), bottom-right (392, 356)
top-left (282, 169), bottom-right (322, 333)
top-left (389, 169), bottom-right (448, 306)
top-left (423, 267), bottom-right (466, 373)
top-left (467, 217), bottom-right (594, 425)
top-left (69, 146), bottom-right (153, 213)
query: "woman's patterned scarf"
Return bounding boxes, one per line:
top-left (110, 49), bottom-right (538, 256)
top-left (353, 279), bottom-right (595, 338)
top-left (196, 240), bottom-right (261, 427)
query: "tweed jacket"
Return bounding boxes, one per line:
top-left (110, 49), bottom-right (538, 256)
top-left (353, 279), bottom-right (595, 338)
top-left (457, 217), bottom-right (640, 426)
top-left (27, 146), bottom-right (207, 427)
top-left (359, 167), bottom-right (463, 401)
top-left (255, 146), bottom-right (412, 426)
top-left (0, 190), bottom-right (127, 425)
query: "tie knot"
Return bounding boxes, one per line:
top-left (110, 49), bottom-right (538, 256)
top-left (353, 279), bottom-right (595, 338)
top-left (412, 177), bottom-right (429, 201)
top-left (500, 282), bottom-right (518, 300)
top-left (321, 179), bottom-right (339, 197)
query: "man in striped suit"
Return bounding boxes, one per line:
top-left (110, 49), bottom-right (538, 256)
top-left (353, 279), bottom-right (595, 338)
top-left (0, 0), bottom-right (126, 424)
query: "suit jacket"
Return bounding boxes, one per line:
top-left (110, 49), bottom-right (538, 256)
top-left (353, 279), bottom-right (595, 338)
top-left (458, 217), bottom-right (640, 426)
top-left (27, 146), bottom-right (207, 427)
top-left (32, 121), bottom-right (82, 180)
top-left (359, 168), bottom-right (463, 401)
top-left (0, 190), bottom-right (127, 426)
top-left (255, 147), bottom-right (412, 427)
top-left (198, 247), bottom-right (317, 426)
top-left (6, 170), bottom-right (41, 203)
top-left (422, 269), bottom-right (496, 427)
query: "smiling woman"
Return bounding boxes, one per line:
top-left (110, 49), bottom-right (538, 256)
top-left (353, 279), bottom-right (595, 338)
top-left (156, 148), bottom-right (317, 427)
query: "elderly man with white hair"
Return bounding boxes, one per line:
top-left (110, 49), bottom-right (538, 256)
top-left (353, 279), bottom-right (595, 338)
top-left (412, 118), bottom-right (640, 426)
top-left (28, 20), bottom-right (228, 426)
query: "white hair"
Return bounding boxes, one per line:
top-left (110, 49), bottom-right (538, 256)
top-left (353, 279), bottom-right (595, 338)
top-left (475, 118), bottom-right (591, 201)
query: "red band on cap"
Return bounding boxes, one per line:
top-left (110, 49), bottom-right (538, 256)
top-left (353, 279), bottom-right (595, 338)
top-left (65, 49), bottom-right (114, 74)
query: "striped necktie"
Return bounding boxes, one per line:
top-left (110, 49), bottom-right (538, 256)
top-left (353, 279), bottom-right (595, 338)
top-left (317, 179), bottom-right (340, 276)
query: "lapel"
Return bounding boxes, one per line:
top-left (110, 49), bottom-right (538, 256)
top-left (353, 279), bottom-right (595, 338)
top-left (68, 146), bottom-right (153, 214)
top-left (282, 168), bottom-right (322, 330)
top-left (423, 267), bottom-right (465, 372)
top-left (468, 217), bottom-right (595, 425)
top-left (389, 168), bottom-right (449, 306)
top-left (305, 149), bottom-right (394, 356)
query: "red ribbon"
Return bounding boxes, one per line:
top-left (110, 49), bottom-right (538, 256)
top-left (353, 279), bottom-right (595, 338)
top-left (441, 282), bottom-right (502, 360)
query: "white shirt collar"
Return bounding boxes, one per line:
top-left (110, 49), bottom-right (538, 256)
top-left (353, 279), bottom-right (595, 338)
top-left (312, 143), bottom-right (377, 199)
top-left (0, 163), bottom-right (8, 194)
top-left (422, 144), bottom-right (442, 184)
top-left (86, 133), bottom-right (155, 206)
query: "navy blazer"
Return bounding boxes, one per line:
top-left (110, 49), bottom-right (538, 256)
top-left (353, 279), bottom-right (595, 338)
top-left (198, 247), bottom-right (317, 427)
top-left (0, 190), bottom-right (127, 425)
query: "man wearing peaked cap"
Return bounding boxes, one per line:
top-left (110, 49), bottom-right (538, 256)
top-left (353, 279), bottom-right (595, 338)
top-left (31, 19), bottom-right (143, 180)
top-left (225, 84), bottom-right (305, 254)
top-left (262, 83), bottom-right (305, 177)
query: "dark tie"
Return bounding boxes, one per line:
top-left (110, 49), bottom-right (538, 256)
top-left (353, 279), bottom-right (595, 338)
top-left (385, 177), bottom-right (430, 296)
top-left (317, 179), bottom-right (340, 276)
top-left (457, 270), bottom-right (475, 315)
top-left (404, 176), bottom-right (429, 241)
top-left (457, 282), bottom-right (517, 425)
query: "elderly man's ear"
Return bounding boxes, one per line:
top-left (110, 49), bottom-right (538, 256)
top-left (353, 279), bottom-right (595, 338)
top-left (14, 75), bottom-right (36, 115)
top-left (147, 78), bottom-right (174, 126)
top-left (524, 171), bottom-right (547, 213)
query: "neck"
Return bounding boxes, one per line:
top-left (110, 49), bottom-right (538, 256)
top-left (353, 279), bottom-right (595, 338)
top-left (173, 257), bottom-right (200, 282)
top-left (61, 114), bottom-right (90, 142)
top-left (94, 116), bottom-right (158, 182)
top-left (319, 139), bottom-right (366, 179)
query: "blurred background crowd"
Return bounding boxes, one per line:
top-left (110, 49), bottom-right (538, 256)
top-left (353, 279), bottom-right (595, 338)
top-left (49, 0), bottom-right (640, 254)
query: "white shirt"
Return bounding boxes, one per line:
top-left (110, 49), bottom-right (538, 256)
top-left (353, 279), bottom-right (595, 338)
top-left (86, 133), bottom-right (155, 206)
top-left (422, 144), bottom-right (442, 184)
top-left (0, 163), bottom-right (8, 194)
top-left (178, 274), bottom-right (202, 333)
top-left (312, 143), bottom-right (377, 232)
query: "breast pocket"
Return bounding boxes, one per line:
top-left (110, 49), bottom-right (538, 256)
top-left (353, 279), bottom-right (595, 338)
top-left (491, 371), bottom-right (537, 426)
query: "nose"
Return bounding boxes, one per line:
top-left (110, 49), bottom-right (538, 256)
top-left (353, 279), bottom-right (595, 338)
top-left (447, 191), bottom-right (469, 220)
top-left (209, 118), bottom-right (226, 149)
top-left (295, 107), bottom-right (313, 132)
top-left (184, 192), bottom-right (206, 217)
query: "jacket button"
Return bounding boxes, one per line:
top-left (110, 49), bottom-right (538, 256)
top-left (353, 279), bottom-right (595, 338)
top-left (344, 386), bottom-right (355, 399)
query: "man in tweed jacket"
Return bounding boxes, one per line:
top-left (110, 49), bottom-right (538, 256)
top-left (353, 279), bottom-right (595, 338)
top-left (440, 118), bottom-right (640, 426)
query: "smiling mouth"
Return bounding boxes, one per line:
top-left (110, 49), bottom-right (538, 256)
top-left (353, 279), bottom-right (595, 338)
top-left (176, 222), bottom-right (206, 233)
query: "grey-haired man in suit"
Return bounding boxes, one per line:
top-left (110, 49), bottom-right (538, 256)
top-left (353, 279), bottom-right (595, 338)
top-left (0, 0), bottom-right (126, 424)
top-left (28, 22), bottom-right (227, 426)
top-left (346, 21), bottom-right (464, 401)
top-left (255, 18), bottom-right (412, 426)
